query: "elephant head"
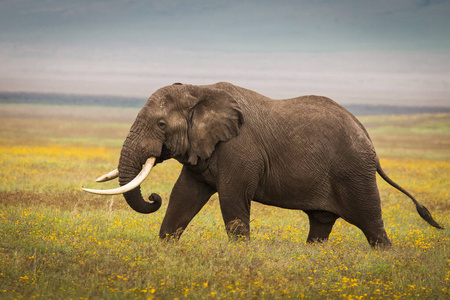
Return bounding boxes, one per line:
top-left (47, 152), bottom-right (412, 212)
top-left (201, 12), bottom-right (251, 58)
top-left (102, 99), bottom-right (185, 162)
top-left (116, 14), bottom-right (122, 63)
top-left (83, 83), bottom-right (243, 213)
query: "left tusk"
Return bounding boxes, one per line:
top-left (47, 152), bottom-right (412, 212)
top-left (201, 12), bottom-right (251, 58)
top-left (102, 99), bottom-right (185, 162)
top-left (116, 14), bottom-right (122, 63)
top-left (95, 169), bottom-right (119, 182)
top-left (82, 157), bottom-right (156, 195)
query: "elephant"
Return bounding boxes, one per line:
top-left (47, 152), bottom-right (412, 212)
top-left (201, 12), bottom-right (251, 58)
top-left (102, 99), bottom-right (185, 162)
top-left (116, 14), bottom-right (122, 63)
top-left (83, 82), bottom-right (443, 247)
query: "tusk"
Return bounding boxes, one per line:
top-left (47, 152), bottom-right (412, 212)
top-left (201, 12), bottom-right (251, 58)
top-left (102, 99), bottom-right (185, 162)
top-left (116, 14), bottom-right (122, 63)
top-left (82, 157), bottom-right (156, 195)
top-left (95, 169), bottom-right (119, 182)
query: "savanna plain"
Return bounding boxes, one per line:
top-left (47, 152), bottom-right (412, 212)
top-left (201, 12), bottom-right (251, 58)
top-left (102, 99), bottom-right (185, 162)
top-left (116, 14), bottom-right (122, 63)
top-left (0, 104), bottom-right (449, 299)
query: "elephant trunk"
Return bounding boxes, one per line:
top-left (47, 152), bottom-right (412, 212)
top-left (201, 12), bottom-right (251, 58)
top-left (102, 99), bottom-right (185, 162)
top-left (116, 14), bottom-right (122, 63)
top-left (82, 121), bottom-right (163, 213)
top-left (117, 144), bottom-right (161, 214)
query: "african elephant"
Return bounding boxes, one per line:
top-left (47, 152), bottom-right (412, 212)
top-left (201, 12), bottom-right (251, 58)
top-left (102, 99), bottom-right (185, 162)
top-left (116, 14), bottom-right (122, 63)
top-left (83, 82), bottom-right (442, 247)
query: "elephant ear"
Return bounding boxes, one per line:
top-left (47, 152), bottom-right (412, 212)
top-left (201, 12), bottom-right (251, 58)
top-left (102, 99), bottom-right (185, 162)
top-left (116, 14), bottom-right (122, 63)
top-left (187, 87), bottom-right (243, 165)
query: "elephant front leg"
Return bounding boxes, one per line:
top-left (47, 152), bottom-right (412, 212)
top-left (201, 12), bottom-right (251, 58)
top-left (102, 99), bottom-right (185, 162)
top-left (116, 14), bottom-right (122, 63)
top-left (159, 167), bottom-right (215, 240)
top-left (218, 192), bottom-right (251, 240)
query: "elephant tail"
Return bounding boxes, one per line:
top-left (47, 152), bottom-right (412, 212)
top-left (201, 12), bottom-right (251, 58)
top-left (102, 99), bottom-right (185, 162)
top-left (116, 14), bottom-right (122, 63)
top-left (376, 158), bottom-right (443, 229)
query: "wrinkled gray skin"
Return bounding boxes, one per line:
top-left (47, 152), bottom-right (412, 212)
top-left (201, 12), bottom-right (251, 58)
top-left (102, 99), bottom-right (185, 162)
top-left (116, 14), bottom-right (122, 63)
top-left (117, 82), bottom-right (442, 247)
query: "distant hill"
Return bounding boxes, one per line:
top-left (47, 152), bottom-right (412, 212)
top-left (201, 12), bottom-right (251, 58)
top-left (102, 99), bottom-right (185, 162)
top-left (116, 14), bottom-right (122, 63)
top-left (0, 92), bottom-right (146, 108)
top-left (343, 104), bottom-right (450, 116)
top-left (0, 91), bottom-right (449, 116)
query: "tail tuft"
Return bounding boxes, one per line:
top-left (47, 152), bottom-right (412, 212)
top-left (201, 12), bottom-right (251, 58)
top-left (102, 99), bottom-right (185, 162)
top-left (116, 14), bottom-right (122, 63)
top-left (377, 158), bottom-right (443, 230)
top-left (416, 204), bottom-right (444, 229)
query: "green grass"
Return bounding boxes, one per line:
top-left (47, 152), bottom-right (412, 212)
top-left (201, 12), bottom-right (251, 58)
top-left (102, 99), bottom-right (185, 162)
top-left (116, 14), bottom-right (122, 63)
top-left (0, 105), bottom-right (449, 299)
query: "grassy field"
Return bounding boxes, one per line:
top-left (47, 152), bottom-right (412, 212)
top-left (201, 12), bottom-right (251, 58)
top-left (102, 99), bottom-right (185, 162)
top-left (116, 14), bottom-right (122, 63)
top-left (0, 104), bottom-right (449, 299)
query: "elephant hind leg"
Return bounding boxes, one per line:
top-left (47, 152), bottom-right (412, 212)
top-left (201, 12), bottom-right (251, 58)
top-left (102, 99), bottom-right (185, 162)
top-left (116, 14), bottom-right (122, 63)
top-left (331, 172), bottom-right (392, 248)
top-left (358, 219), bottom-right (392, 248)
top-left (339, 193), bottom-right (392, 248)
top-left (305, 210), bottom-right (339, 243)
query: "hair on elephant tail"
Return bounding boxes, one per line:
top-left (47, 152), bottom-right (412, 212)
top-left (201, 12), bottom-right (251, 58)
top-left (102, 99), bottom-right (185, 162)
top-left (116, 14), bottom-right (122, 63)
top-left (375, 158), bottom-right (443, 229)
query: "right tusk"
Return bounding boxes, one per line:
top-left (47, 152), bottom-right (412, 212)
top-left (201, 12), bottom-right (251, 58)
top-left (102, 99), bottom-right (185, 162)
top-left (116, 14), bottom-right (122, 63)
top-left (82, 157), bottom-right (156, 195)
top-left (95, 169), bottom-right (119, 182)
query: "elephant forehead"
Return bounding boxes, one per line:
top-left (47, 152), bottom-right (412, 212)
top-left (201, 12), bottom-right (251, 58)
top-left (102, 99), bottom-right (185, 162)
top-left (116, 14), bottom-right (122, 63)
top-left (148, 97), bottom-right (194, 116)
top-left (144, 99), bottom-right (189, 122)
top-left (148, 88), bottom-right (185, 108)
top-left (146, 93), bottom-right (168, 108)
top-left (140, 105), bottom-right (167, 121)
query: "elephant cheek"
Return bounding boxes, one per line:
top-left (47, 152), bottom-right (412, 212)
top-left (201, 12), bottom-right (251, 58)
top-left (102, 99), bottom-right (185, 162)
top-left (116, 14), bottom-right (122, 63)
top-left (164, 130), bottom-right (190, 159)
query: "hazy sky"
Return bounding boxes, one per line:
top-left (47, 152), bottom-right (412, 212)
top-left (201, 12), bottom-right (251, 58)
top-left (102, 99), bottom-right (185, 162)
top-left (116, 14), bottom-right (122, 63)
top-left (1, 0), bottom-right (449, 106)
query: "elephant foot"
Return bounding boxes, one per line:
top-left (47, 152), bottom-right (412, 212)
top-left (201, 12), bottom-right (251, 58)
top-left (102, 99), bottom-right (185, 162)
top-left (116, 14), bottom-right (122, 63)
top-left (159, 227), bottom-right (184, 241)
top-left (367, 235), bottom-right (392, 249)
top-left (225, 219), bottom-right (250, 241)
top-left (360, 220), bottom-right (392, 249)
top-left (306, 237), bottom-right (330, 244)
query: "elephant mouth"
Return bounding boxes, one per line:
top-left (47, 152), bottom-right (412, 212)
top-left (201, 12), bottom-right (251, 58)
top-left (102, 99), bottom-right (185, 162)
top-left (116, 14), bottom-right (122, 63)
top-left (156, 144), bottom-right (172, 163)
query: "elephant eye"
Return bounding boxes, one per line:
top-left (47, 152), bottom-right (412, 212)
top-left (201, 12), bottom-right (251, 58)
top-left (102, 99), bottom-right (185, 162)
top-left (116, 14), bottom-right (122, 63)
top-left (157, 120), bottom-right (167, 130)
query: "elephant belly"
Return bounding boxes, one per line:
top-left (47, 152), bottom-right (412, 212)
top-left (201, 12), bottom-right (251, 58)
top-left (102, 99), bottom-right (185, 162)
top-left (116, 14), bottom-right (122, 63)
top-left (253, 174), bottom-right (331, 211)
